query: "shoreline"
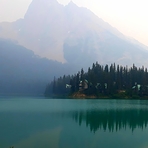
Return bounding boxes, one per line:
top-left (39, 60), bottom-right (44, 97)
top-left (45, 92), bottom-right (148, 100)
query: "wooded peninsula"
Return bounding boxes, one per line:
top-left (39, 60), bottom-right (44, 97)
top-left (45, 62), bottom-right (148, 99)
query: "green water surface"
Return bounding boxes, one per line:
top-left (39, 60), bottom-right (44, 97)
top-left (0, 97), bottom-right (148, 148)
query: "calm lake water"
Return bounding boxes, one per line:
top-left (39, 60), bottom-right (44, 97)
top-left (1, 97), bottom-right (148, 148)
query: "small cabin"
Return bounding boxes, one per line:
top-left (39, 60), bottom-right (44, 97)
top-left (79, 79), bottom-right (88, 91)
top-left (66, 84), bottom-right (71, 89)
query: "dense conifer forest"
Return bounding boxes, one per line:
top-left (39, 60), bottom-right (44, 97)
top-left (45, 62), bottom-right (148, 98)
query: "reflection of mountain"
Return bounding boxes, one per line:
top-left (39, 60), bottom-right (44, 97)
top-left (72, 109), bottom-right (148, 133)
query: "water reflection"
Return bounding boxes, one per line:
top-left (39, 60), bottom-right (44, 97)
top-left (71, 109), bottom-right (148, 133)
top-left (1, 99), bottom-right (148, 148)
top-left (13, 128), bottom-right (62, 148)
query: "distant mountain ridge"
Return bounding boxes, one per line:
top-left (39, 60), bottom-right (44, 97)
top-left (0, 0), bottom-right (148, 67)
top-left (0, 38), bottom-right (77, 95)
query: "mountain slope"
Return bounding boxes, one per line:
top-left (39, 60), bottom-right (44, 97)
top-left (0, 0), bottom-right (148, 67)
top-left (0, 39), bottom-right (75, 95)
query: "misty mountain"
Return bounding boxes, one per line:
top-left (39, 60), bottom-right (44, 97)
top-left (0, 0), bottom-right (148, 67)
top-left (0, 39), bottom-right (77, 95)
top-left (1, 0), bottom-right (148, 95)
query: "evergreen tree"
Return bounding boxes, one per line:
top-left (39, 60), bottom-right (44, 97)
top-left (45, 62), bottom-right (148, 99)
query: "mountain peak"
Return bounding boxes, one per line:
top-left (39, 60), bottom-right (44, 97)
top-left (32, 0), bottom-right (58, 5)
top-left (1, 0), bottom-right (148, 66)
top-left (24, 0), bottom-right (61, 19)
top-left (67, 0), bottom-right (78, 7)
top-left (27, 0), bottom-right (59, 8)
top-left (69, 0), bottom-right (74, 4)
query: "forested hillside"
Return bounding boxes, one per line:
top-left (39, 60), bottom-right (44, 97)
top-left (45, 62), bottom-right (148, 98)
top-left (0, 39), bottom-right (76, 95)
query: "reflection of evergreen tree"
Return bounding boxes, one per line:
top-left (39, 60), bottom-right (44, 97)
top-left (45, 62), bottom-right (148, 98)
top-left (72, 109), bottom-right (148, 133)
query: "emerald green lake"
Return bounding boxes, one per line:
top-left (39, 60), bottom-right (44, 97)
top-left (1, 97), bottom-right (148, 148)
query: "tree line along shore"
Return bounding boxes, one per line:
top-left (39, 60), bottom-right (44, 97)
top-left (45, 62), bottom-right (148, 99)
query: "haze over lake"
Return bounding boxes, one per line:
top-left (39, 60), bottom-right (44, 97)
top-left (1, 97), bottom-right (148, 148)
top-left (1, 1), bottom-right (148, 147)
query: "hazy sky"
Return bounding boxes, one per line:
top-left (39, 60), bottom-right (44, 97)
top-left (0, 0), bottom-right (148, 46)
